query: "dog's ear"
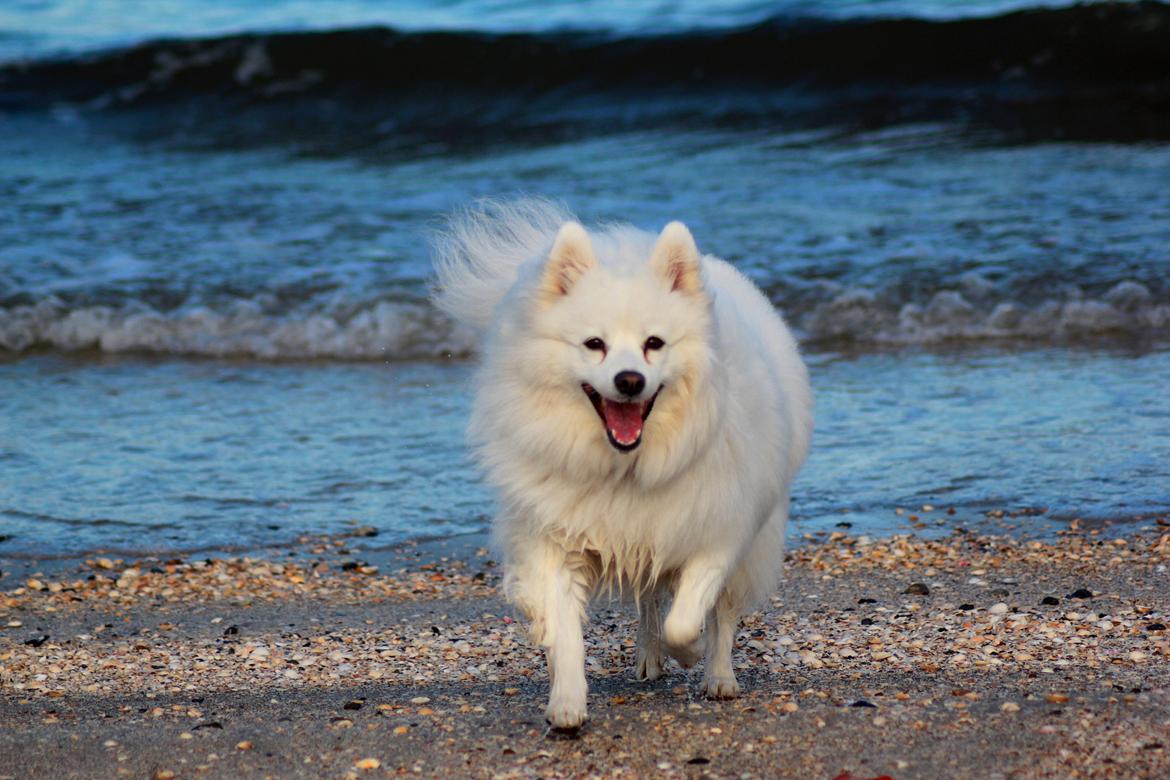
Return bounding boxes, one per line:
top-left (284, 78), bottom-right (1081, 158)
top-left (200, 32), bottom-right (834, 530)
top-left (650, 221), bottom-right (703, 295)
top-left (539, 221), bottom-right (597, 299)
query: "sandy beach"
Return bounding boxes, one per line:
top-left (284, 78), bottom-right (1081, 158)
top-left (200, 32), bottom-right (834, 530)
top-left (2, 523), bottom-right (1168, 779)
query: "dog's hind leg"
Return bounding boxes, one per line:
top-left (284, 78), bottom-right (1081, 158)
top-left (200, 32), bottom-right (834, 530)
top-left (526, 545), bottom-right (592, 730)
top-left (702, 593), bottom-right (741, 699)
top-left (634, 586), bottom-right (667, 681)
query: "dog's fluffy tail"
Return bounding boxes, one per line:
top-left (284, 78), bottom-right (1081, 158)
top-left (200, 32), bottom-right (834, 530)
top-left (432, 198), bottom-right (572, 331)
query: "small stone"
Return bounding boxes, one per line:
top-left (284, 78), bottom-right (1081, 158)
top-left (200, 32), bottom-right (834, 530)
top-left (343, 700), bottom-right (364, 711)
top-left (1068, 588), bottom-right (1093, 599)
top-left (236, 741), bottom-right (253, 751)
top-left (851, 699), bottom-right (877, 708)
top-left (1041, 596), bottom-right (1060, 606)
top-left (781, 702), bottom-right (799, 713)
top-left (1001, 702), bottom-right (1020, 712)
top-left (354, 758), bottom-right (381, 770)
top-left (410, 696), bottom-right (430, 705)
top-left (904, 583), bottom-right (930, 596)
top-left (1129, 651), bottom-right (1148, 662)
top-left (1046, 694), bottom-right (1070, 704)
top-left (989, 602), bottom-right (1009, 615)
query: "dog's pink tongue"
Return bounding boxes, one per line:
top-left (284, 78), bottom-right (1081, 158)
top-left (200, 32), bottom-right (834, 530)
top-left (603, 400), bottom-right (643, 445)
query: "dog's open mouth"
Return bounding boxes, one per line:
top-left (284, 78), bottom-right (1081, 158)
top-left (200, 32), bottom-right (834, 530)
top-left (581, 383), bottom-right (661, 452)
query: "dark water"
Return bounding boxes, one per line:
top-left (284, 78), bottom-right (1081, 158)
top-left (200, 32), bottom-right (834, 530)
top-left (1, 1), bottom-right (1168, 558)
top-left (0, 1), bottom-right (1137, 61)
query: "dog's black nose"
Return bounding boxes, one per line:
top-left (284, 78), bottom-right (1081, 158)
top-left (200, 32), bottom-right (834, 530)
top-left (614, 371), bottom-right (646, 397)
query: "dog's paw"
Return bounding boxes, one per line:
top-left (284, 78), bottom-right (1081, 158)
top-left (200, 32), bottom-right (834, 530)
top-left (545, 696), bottom-right (588, 731)
top-left (663, 610), bottom-right (702, 649)
top-left (634, 645), bottom-right (666, 681)
top-left (703, 674), bottom-right (741, 700)
top-left (663, 638), bottom-right (703, 669)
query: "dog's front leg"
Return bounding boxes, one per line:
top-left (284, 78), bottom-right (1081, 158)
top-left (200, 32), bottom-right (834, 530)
top-left (532, 547), bottom-right (590, 730)
top-left (663, 551), bottom-right (735, 651)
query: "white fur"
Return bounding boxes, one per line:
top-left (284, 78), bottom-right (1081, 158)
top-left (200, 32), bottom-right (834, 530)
top-left (433, 199), bottom-right (812, 728)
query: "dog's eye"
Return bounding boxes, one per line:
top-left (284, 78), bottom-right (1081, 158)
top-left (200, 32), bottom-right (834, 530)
top-left (643, 336), bottom-right (665, 351)
top-left (583, 337), bottom-right (606, 351)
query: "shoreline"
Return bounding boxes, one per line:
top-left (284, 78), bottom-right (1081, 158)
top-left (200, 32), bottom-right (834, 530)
top-left (3, 527), bottom-right (1169, 778)
top-left (4, 506), bottom-right (1163, 584)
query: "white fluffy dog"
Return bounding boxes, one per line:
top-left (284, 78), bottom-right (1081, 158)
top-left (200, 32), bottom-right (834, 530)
top-left (434, 200), bottom-right (812, 729)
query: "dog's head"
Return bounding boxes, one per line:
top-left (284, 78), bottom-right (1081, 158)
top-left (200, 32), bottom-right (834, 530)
top-left (517, 220), bottom-right (716, 461)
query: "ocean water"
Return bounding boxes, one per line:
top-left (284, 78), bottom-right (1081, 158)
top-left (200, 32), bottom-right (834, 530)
top-left (0, 0), bottom-right (1090, 61)
top-left (1, 0), bottom-right (1168, 559)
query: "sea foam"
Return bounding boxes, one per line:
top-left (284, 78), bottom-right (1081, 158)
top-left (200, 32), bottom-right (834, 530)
top-left (2, 280), bottom-right (1167, 360)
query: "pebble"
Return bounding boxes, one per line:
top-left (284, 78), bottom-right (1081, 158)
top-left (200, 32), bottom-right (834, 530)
top-left (904, 583), bottom-right (930, 596)
top-left (989, 602), bottom-right (1009, 615)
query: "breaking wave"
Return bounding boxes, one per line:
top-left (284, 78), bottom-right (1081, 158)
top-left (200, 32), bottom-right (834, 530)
top-left (0, 298), bottom-right (476, 360)
top-left (3, 280), bottom-right (1168, 360)
top-left (800, 281), bottom-right (1170, 346)
top-left (3, 2), bottom-right (1170, 142)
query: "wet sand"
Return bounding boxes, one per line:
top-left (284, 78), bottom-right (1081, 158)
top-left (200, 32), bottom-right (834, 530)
top-left (2, 526), bottom-right (1169, 779)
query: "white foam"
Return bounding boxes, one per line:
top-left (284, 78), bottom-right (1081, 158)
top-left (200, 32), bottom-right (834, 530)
top-left (0, 298), bottom-right (478, 360)
top-left (3, 280), bottom-right (1168, 360)
top-left (802, 281), bottom-right (1170, 345)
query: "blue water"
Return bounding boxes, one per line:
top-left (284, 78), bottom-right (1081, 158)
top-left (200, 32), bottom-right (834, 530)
top-left (2, 347), bottom-right (1167, 557)
top-left (1, 0), bottom-right (1168, 558)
